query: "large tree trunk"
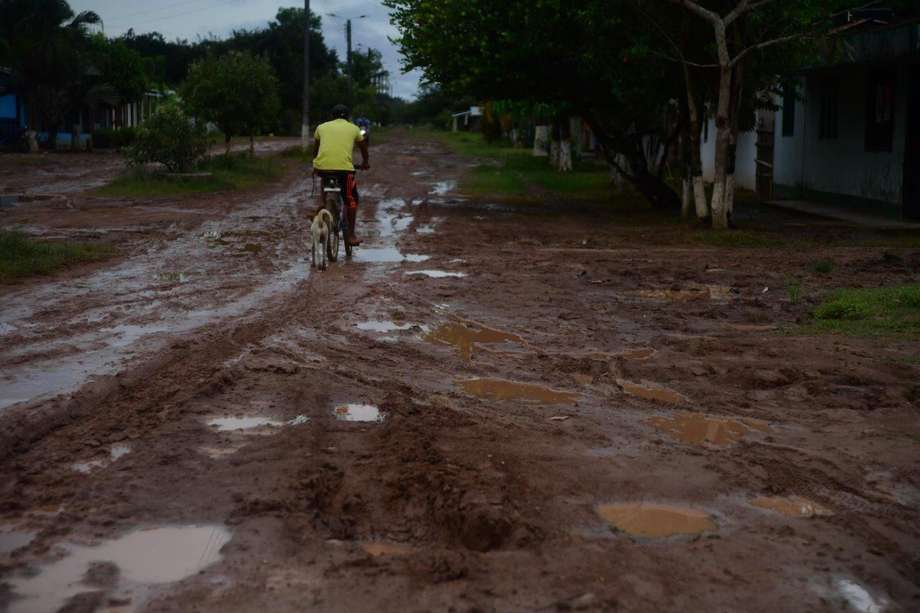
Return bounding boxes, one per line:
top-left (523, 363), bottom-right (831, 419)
top-left (724, 59), bottom-right (745, 228)
top-left (249, 133), bottom-right (255, 157)
top-left (710, 64), bottom-right (733, 229)
top-left (533, 125), bottom-right (550, 157)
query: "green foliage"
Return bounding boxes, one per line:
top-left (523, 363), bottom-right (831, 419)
top-left (92, 127), bottom-right (137, 149)
top-left (0, 230), bottom-right (114, 282)
top-left (809, 285), bottom-right (920, 337)
top-left (786, 278), bottom-right (803, 305)
top-left (181, 51), bottom-right (281, 149)
top-left (98, 153), bottom-right (284, 198)
top-left (809, 259), bottom-right (835, 274)
top-left (126, 103), bottom-right (210, 172)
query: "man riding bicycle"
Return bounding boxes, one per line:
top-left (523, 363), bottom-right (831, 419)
top-left (313, 104), bottom-right (369, 247)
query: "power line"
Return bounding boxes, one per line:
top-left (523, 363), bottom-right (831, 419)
top-left (104, 0), bottom-right (252, 30)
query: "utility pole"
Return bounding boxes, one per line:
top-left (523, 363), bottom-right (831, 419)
top-left (346, 19), bottom-right (353, 108)
top-left (301, 0), bottom-right (310, 150)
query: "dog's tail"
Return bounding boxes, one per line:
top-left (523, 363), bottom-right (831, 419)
top-left (318, 209), bottom-right (334, 226)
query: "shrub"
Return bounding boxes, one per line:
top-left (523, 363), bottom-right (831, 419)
top-left (127, 104), bottom-right (210, 173)
top-left (93, 127), bottom-right (137, 149)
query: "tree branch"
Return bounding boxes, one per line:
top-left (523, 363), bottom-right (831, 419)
top-left (730, 33), bottom-right (804, 66)
top-left (667, 0), bottom-right (720, 24)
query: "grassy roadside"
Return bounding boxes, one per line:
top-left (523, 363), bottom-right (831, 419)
top-left (804, 284), bottom-right (920, 337)
top-left (95, 153), bottom-right (286, 198)
top-left (0, 231), bottom-right (115, 282)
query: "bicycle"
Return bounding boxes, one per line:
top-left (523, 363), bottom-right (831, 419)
top-left (317, 173), bottom-right (353, 262)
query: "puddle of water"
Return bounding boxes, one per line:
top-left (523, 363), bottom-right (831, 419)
top-left (71, 460), bottom-right (106, 474)
top-left (207, 416), bottom-right (284, 432)
top-left (356, 320), bottom-right (414, 333)
top-left (635, 285), bottom-right (733, 302)
top-left (618, 380), bottom-right (687, 405)
top-left (361, 542), bottom-right (415, 557)
top-left (287, 415), bottom-right (310, 426)
top-left (110, 444), bottom-right (132, 460)
top-left (835, 578), bottom-right (887, 613)
top-left (417, 225), bottom-right (436, 235)
top-left (0, 322), bottom-right (17, 336)
top-left (752, 495), bottom-right (833, 518)
top-left (647, 411), bottom-right (768, 447)
top-left (334, 404), bottom-right (386, 423)
top-left (457, 378), bottom-right (579, 404)
top-left (426, 322), bottom-right (523, 360)
top-left (406, 270), bottom-right (466, 278)
top-left (597, 503), bottom-right (716, 538)
top-left (0, 529), bottom-right (35, 555)
top-left (353, 247), bottom-right (430, 264)
top-left (617, 347), bottom-right (656, 361)
top-left (6, 525), bottom-right (231, 613)
top-left (156, 272), bottom-right (187, 284)
top-left (430, 180), bottom-right (457, 196)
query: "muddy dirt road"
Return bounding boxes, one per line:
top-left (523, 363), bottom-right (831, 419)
top-left (1, 133), bottom-right (919, 612)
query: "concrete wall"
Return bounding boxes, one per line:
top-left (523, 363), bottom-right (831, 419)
top-left (701, 117), bottom-right (758, 190)
top-left (773, 66), bottom-right (907, 205)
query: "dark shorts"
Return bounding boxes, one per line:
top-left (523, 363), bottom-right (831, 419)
top-left (317, 170), bottom-right (359, 211)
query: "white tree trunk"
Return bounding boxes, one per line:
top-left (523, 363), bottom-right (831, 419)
top-left (724, 174), bottom-right (736, 220)
top-left (693, 176), bottom-right (707, 219)
top-left (555, 139), bottom-right (572, 172)
top-left (533, 125), bottom-right (550, 157)
top-left (26, 130), bottom-right (39, 153)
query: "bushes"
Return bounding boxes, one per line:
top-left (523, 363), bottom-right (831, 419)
top-left (92, 127), bottom-right (137, 149)
top-left (127, 103), bottom-right (210, 173)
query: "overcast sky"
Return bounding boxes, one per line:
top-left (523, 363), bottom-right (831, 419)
top-left (68, 0), bottom-right (423, 99)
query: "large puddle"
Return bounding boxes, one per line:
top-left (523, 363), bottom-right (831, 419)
top-left (406, 270), bottom-right (466, 278)
top-left (647, 411), bottom-right (769, 447)
top-left (356, 320), bottom-right (416, 333)
top-left (334, 404), bottom-right (386, 423)
top-left (353, 247), bottom-right (430, 264)
top-left (1, 529), bottom-right (35, 555)
top-left (426, 322), bottom-right (523, 360)
top-left (597, 503), bottom-right (716, 538)
top-left (6, 525), bottom-right (231, 613)
top-left (618, 380), bottom-right (687, 405)
top-left (457, 378), bottom-right (579, 404)
top-left (207, 416), bottom-right (284, 432)
top-left (634, 285), bottom-right (733, 302)
top-left (752, 496), bottom-right (833, 518)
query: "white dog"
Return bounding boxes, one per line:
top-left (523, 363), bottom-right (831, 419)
top-left (310, 209), bottom-right (334, 270)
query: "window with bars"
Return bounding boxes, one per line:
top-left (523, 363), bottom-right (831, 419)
top-left (818, 80), bottom-right (839, 140)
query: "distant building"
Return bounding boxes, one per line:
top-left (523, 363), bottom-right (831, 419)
top-left (451, 106), bottom-right (483, 132)
top-left (0, 67), bottom-right (26, 147)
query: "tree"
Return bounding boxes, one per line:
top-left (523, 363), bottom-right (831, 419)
top-left (0, 0), bottom-right (101, 150)
top-left (385, 0), bottom-right (686, 208)
top-left (647, 0), bottom-right (855, 227)
top-left (127, 102), bottom-right (209, 172)
top-left (181, 51), bottom-right (281, 156)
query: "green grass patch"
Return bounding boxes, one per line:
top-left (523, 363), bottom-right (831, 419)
top-left (809, 259), bottom-right (835, 274)
top-left (96, 153), bottom-right (285, 198)
top-left (0, 231), bottom-right (115, 282)
top-left (808, 284), bottom-right (920, 337)
top-left (691, 230), bottom-right (786, 248)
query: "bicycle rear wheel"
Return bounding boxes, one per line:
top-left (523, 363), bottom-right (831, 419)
top-left (341, 196), bottom-right (353, 258)
top-left (325, 192), bottom-right (340, 262)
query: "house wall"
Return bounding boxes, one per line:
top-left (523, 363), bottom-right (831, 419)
top-left (773, 66), bottom-right (907, 206)
top-left (701, 117), bottom-right (758, 190)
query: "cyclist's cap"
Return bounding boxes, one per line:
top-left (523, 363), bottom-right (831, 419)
top-left (332, 104), bottom-right (349, 118)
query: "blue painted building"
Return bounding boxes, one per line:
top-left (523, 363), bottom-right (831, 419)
top-left (0, 67), bottom-right (26, 146)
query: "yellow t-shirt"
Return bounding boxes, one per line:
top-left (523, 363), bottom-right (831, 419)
top-left (313, 118), bottom-right (364, 171)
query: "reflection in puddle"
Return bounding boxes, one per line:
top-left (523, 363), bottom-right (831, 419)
top-left (835, 578), bottom-right (888, 613)
top-left (618, 380), bottom-right (687, 405)
top-left (634, 285), bottom-right (733, 302)
top-left (207, 416), bottom-right (284, 432)
top-left (110, 444), bottom-right (132, 460)
top-left (752, 496), bottom-right (833, 518)
top-left (357, 320), bottom-right (415, 333)
top-left (457, 378), bottom-right (579, 404)
top-left (353, 247), bottom-right (430, 264)
top-left (72, 460), bottom-right (106, 474)
top-left (334, 404), bottom-right (386, 423)
top-left (597, 503), bottom-right (716, 538)
top-left (426, 322), bottom-right (523, 360)
top-left (647, 411), bottom-right (768, 446)
top-left (406, 270), bottom-right (466, 278)
top-left (362, 542), bottom-right (415, 557)
top-left (6, 525), bottom-right (231, 613)
top-left (156, 272), bottom-right (188, 284)
top-left (430, 180), bottom-right (457, 196)
top-left (199, 444), bottom-right (247, 459)
top-left (417, 225), bottom-right (436, 235)
top-left (0, 529), bottom-right (35, 555)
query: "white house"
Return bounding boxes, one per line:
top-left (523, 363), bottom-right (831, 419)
top-left (770, 14), bottom-right (919, 219)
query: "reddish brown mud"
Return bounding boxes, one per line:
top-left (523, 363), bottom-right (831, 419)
top-left (0, 131), bottom-right (918, 612)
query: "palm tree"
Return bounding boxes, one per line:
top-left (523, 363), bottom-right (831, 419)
top-left (1, 0), bottom-right (101, 150)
